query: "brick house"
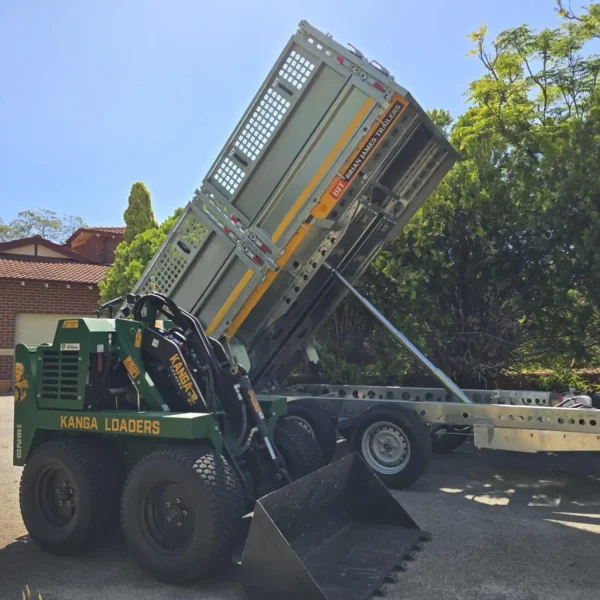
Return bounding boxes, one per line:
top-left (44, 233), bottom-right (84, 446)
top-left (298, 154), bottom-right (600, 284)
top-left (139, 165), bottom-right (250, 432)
top-left (0, 227), bottom-right (125, 392)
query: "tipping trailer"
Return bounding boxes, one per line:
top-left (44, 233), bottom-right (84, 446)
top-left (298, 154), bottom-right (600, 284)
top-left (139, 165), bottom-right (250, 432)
top-left (125, 20), bottom-right (600, 492)
top-left (130, 20), bottom-right (459, 389)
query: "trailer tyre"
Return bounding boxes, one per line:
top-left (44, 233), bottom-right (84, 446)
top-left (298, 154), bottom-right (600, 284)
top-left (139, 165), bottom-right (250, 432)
top-left (274, 419), bottom-right (324, 480)
top-left (19, 438), bottom-right (122, 554)
top-left (120, 446), bottom-right (244, 584)
top-left (351, 406), bottom-right (431, 489)
top-left (282, 401), bottom-right (337, 464)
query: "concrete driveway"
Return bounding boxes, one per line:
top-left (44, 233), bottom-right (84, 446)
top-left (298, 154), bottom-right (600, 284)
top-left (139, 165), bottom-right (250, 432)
top-left (1, 395), bottom-right (599, 599)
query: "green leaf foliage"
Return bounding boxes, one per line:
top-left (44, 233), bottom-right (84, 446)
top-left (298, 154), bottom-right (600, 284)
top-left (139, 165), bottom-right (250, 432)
top-left (304, 1), bottom-right (600, 390)
top-left (99, 209), bottom-right (182, 303)
top-left (123, 182), bottom-right (158, 243)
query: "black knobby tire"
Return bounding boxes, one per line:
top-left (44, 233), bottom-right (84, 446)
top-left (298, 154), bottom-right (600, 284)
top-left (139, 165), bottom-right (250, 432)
top-left (274, 419), bottom-right (324, 480)
top-left (431, 425), bottom-right (471, 454)
top-left (19, 437), bottom-right (122, 554)
top-left (282, 401), bottom-right (337, 464)
top-left (120, 445), bottom-right (244, 584)
top-left (350, 405), bottom-right (432, 489)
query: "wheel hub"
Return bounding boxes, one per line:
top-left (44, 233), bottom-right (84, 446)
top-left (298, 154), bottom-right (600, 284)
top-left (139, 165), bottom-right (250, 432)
top-left (38, 466), bottom-right (76, 526)
top-left (145, 486), bottom-right (193, 547)
top-left (362, 422), bottom-right (411, 474)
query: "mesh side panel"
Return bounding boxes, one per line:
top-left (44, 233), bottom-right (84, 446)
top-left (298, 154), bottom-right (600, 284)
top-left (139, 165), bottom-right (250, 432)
top-left (233, 88), bottom-right (291, 162)
top-left (279, 50), bottom-right (315, 90)
top-left (211, 48), bottom-right (316, 194)
top-left (214, 157), bottom-right (247, 194)
top-left (180, 211), bottom-right (208, 248)
top-left (41, 350), bottom-right (79, 401)
top-left (139, 211), bottom-right (208, 295)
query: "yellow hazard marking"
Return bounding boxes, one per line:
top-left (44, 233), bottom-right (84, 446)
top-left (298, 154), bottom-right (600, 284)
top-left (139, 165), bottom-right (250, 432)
top-left (224, 224), bottom-right (311, 338)
top-left (62, 320), bottom-right (79, 328)
top-left (14, 362), bottom-right (29, 404)
top-left (59, 415), bottom-right (160, 435)
top-left (169, 353), bottom-right (199, 405)
top-left (248, 389), bottom-right (262, 413)
top-left (272, 97), bottom-right (376, 243)
top-left (208, 95), bottom-right (401, 340)
top-left (134, 329), bottom-right (142, 348)
top-left (123, 356), bottom-right (140, 379)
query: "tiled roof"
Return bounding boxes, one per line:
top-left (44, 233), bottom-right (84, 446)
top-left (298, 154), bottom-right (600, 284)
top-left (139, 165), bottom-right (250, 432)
top-left (0, 235), bottom-right (97, 262)
top-left (86, 226), bottom-right (126, 234)
top-left (0, 254), bottom-right (110, 284)
top-left (64, 226), bottom-right (125, 246)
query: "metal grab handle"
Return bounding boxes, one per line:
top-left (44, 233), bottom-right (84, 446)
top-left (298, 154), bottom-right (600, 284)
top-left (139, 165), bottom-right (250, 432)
top-left (324, 262), bottom-right (472, 404)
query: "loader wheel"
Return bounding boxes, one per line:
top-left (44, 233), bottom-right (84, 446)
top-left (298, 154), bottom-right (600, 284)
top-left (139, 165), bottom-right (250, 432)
top-left (120, 446), bottom-right (244, 584)
top-left (19, 438), bottom-right (122, 554)
top-left (274, 419), bottom-right (324, 480)
top-left (282, 401), bottom-right (337, 464)
top-left (351, 406), bottom-right (431, 489)
top-left (431, 425), bottom-right (471, 453)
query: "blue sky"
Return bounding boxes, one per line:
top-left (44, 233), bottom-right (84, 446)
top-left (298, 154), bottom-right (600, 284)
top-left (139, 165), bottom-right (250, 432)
top-left (0, 0), bottom-right (564, 227)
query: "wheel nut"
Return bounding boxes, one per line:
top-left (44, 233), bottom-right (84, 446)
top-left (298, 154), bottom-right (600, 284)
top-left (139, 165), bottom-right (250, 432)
top-left (176, 522), bottom-right (182, 528)
top-left (166, 502), bottom-right (171, 508)
top-left (175, 498), bottom-right (181, 504)
top-left (182, 510), bottom-right (188, 516)
top-left (166, 516), bottom-right (171, 522)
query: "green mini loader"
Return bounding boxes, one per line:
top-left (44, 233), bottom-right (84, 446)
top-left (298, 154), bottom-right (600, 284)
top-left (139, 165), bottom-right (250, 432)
top-left (12, 19), bottom-right (459, 599)
top-left (13, 292), bottom-right (428, 599)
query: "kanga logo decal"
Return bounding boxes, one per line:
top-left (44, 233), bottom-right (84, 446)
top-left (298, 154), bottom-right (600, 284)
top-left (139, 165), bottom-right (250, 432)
top-left (14, 362), bottom-right (29, 405)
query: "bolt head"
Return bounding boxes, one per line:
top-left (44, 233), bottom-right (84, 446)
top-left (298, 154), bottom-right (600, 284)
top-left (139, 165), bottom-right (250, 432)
top-left (176, 522), bottom-right (182, 528)
top-left (166, 516), bottom-right (171, 522)
top-left (175, 498), bottom-right (181, 504)
top-left (166, 502), bottom-right (171, 508)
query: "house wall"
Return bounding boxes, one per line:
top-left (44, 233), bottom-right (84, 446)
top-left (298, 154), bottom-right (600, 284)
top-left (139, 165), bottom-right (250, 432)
top-left (70, 235), bottom-right (123, 264)
top-left (0, 280), bottom-right (100, 392)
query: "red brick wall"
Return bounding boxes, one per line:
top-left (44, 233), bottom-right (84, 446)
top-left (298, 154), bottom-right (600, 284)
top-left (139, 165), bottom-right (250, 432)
top-left (0, 280), bottom-right (100, 391)
top-left (71, 235), bottom-right (123, 264)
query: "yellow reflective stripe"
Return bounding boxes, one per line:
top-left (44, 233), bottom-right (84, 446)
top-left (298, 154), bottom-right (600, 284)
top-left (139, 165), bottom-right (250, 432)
top-left (224, 224), bottom-right (312, 338)
top-left (209, 96), bottom-right (376, 338)
top-left (271, 97), bottom-right (376, 243)
top-left (206, 269), bottom-right (254, 335)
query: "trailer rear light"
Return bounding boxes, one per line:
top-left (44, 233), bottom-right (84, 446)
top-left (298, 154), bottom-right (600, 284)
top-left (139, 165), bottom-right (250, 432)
top-left (252, 255), bottom-right (263, 266)
top-left (259, 243), bottom-right (271, 254)
top-left (336, 56), bottom-right (344, 65)
top-left (231, 215), bottom-right (240, 224)
top-left (373, 81), bottom-right (385, 92)
top-left (224, 227), bottom-right (232, 235)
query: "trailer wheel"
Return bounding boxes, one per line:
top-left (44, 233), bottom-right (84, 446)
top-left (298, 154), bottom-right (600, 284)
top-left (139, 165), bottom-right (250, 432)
top-left (431, 425), bottom-right (471, 453)
top-left (351, 406), bottom-right (431, 489)
top-left (120, 446), bottom-right (244, 584)
top-left (19, 438), bottom-right (122, 554)
top-left (274, 419), bottom-right (324, 479)
top-left (282, 401), bottom-right (337, 464)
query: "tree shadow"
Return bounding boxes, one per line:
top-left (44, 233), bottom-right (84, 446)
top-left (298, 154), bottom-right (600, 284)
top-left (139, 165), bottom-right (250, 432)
top-left (0, 533), bottom-right (245, 600)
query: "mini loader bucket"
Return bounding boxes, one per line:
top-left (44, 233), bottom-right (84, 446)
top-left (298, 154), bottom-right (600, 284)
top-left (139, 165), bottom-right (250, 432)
top-left (240, 453), bottom-right (429, 600)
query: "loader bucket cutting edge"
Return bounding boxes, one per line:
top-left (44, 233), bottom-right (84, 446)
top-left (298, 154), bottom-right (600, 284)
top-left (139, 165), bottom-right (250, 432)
top-left (240, 453), bottom-right (430, 600)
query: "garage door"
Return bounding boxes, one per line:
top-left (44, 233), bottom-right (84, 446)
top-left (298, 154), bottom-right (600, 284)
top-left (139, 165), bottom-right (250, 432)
top-left (15, 313), bottom-right (89, 348)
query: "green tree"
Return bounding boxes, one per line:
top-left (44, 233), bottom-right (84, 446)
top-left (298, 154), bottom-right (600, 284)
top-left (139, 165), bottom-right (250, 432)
top-left (309, 1), bottom-right (600, 388)
top-left (99, 209), bottom-right (182, 303)
top-left (0, 209), bottom-right (85, 243)
top-left (123, 182), bottom-right (158, 243)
